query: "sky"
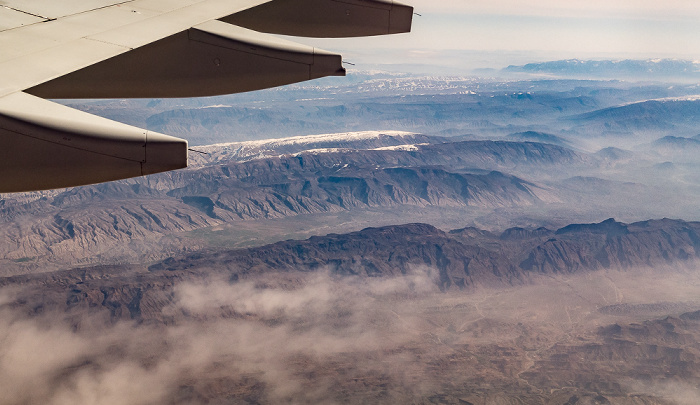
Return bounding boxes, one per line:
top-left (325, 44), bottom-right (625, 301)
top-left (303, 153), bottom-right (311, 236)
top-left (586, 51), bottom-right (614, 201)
top-left (305, 0), bottom-right (700, 73)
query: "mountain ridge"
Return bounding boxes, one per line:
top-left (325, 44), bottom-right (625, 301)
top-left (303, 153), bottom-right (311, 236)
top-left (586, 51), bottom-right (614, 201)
top-left (504, 59), bottom-right (700, 80)
top-left (2, 217), bottom-right (700, 322)
top-left (0, 133), bottom-right (584, 273)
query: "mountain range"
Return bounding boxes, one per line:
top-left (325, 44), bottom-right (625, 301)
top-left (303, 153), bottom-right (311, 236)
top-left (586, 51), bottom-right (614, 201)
top-left (567, 97), bottom-right (700, 136)
top-left (6, 125), bottom-right (700, 275)
top-left (1, 215), bottom-right (700, 404)
top-left (6, 67), bottom-right (700, 404)
top-left (504, 59), bottom-right (700, 80)
top-left (151, 218), bottom-right (700, 290)
top-left (63, 71), bottom-right (700, 145)
top-left (0, 132), bottom-right (591, 273)
top-left (4, 217), bottom-right (699, 322)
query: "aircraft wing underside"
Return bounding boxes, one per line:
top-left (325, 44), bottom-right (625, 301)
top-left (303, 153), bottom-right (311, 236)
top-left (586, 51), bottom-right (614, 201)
top-left (0, 0), bottom-right (412, 192)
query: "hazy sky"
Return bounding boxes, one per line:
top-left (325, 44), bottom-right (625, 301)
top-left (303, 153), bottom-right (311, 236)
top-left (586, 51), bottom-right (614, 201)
top-left (307, 0), bottom-right (700, 72)
top-left (416, 0), bottom-right (700, 54)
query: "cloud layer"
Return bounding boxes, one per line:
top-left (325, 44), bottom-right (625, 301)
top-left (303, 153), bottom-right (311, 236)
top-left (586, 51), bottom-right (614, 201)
top-left (0, 269), bottom-right (439, 404)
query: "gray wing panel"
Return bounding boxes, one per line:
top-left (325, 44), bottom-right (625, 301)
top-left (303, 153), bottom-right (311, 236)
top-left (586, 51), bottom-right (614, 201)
top-left (0, 0), bottom-right (272, 97)
top-left (0, 7), bottom-right (45, 31)
top-left (0, 0), bottom-right (413, 192)
top-left (0, 0), bottom-right (135, 19)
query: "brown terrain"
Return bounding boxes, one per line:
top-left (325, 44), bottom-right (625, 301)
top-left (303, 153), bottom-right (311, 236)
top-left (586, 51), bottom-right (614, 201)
top-left (0, 136), bottom-right (585, 275)
top-left (1, 219), bottom-right (700, 404)
top-left (2, 132), bottom-right (700, 404)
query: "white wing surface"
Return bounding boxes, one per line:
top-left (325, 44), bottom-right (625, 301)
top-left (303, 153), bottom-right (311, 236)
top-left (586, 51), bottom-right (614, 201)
top-left (0, 0), bottom-right (412, 192)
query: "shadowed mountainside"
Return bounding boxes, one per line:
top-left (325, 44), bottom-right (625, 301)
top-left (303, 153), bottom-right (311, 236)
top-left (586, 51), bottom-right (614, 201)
top-left (567, 98), bottom-right (700, 136)
top-left (150, 218), bottom-right (700, 290)
top-left (3, 218), bottom-right (700, 322)
top-left (0, 134), bottom-right (585, 273)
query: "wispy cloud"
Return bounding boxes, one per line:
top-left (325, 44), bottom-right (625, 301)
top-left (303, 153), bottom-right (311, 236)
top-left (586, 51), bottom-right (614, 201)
top-left (0, 269), bottom-right (439, 404)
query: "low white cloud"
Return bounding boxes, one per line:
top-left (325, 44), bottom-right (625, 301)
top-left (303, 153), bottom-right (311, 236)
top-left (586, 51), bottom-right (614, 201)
top-left (0, 269), bottom-right (439, 405)
top-left (624, 379), bottom-right (700, 405)
top-left (2, 267), bottom-right (698, 404)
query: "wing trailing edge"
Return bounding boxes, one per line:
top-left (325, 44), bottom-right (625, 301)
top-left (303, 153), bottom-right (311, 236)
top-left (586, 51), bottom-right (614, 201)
top-left (3, 0), bottom-right (413, 192)
top-left (27, 21), bottom-right (345, 99)
top-left (0, 92), bottom-right (187, 192)
top-left (221, 0), bottom-right (414, 38)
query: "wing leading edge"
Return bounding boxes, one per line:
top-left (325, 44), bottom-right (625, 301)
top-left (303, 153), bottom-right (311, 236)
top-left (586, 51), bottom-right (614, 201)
top-left (0, 0), bottom-right (413, 192)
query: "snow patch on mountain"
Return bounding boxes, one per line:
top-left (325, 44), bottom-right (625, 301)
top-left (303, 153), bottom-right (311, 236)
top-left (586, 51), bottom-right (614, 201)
top-left (292, 148), bottom-right (352, 155)
top-left (371, 144), bottom-right (428, 151)
top-left (190, 131), bottom-right (420, 166)
top-left (206, 130), bottom-right (416, 150)
top-left (618, 95), bottom-right (700, 107)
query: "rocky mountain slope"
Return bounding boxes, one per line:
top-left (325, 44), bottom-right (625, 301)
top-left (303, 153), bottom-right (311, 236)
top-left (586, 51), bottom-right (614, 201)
top-left (4, 218), bottom-right (700, 321)
top-left (0, 133), bottom-right (586, 273)
top-left (3, 128), bottom-right (698, 276)
top-left (149, 218), bottom-right (700, 290)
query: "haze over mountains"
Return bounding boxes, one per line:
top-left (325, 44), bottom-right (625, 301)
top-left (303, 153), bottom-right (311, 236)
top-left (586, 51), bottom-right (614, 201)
top-left (63, 63), bottom-right (700, 145)
top-left (0, 131), bottom-right (573, 273)
top-left (6, 61), bottom-right (700, 404)
top-left (9, 217), bottom-right (700, 320)
top-left (3, 119), bottom-right (700, 275)
top-left (504, 59), bottom-right (700, 81)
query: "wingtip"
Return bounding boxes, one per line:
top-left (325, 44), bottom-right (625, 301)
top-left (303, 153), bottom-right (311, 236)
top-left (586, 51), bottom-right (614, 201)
top-left (142, 132), bottom-right (189, 176)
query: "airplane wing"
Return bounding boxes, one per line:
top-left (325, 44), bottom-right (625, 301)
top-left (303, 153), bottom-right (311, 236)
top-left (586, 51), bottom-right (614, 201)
top-left (0, 0), bottom-right (413, 192)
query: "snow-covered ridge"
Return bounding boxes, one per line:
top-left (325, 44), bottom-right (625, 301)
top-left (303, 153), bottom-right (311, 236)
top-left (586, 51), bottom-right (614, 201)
top-left (292, 148), bottom-right (354, 155)
top-left (189, 131), bottom-right (426, 166)
top-left (618, 94), bottom-right (700, 107)
top-left (203, 130), bottom-right (416, 151)
top-left (648, 95), bottom-right (700, 102)
top-left (290, 143), bottom-right (429, 155)
top-left (371, 143), bottom-right (428, 152)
